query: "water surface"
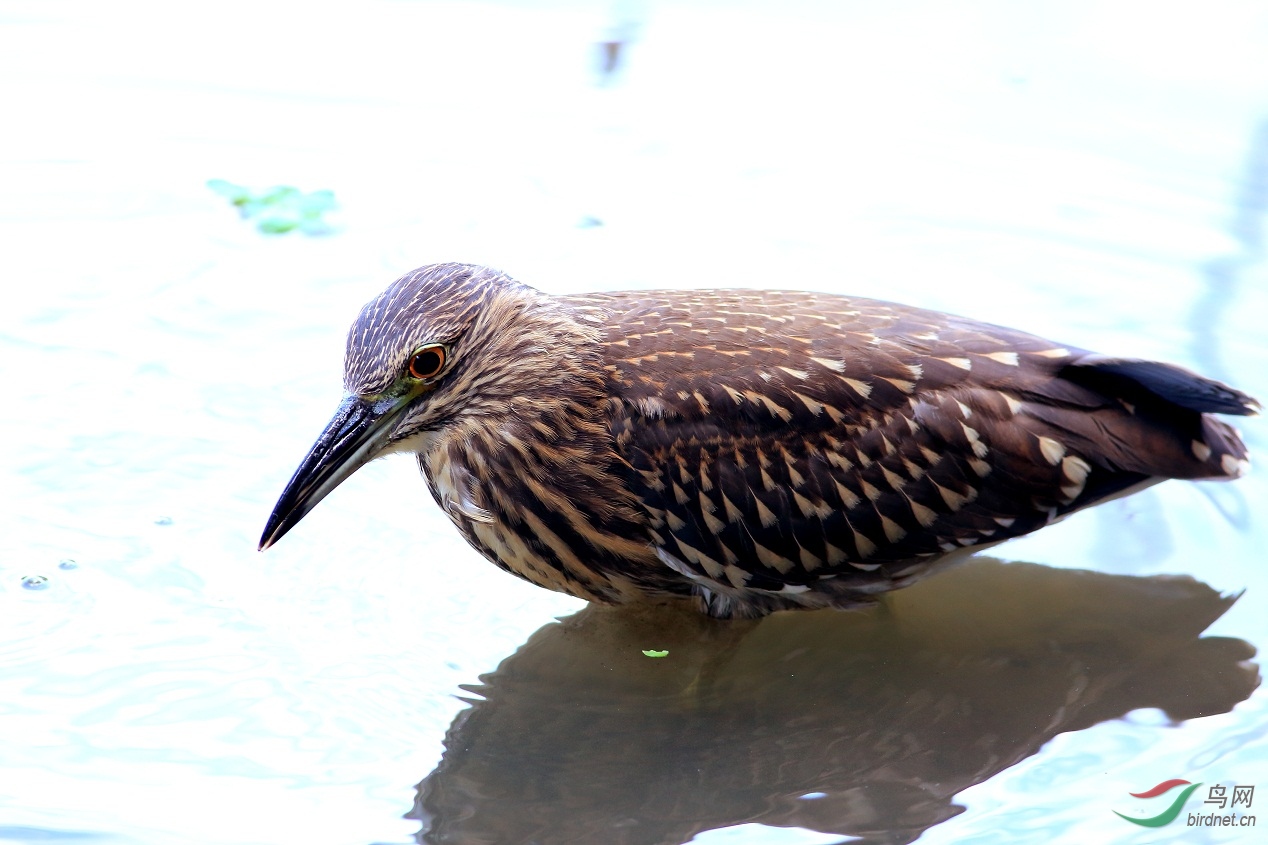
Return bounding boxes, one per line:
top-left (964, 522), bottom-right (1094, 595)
top-left (2, 2), bottom-right (1266, 844)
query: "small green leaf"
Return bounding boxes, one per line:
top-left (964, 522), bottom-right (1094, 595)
top-left (299, 189), bottom-right (337, 213)
top-left (209, 179), bottom-right (338, 236)
top-left (206, 179), bottom-right (250, 204)
top-left (257, 217), bottom-right (298, 234)
top-left (259, 185), bottom-right (301, 206)
top-left (642, 649), bottom-right (669, 658)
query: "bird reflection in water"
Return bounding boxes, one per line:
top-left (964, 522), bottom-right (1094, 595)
top-left (410, 558), bottom-right (1257, 845)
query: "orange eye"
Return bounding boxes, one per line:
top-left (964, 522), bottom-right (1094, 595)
top-left (408, 344), bottom-right (446, 380)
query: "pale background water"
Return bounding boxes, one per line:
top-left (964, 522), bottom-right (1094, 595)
top-left (1, 1), bottom-right (1266, 843)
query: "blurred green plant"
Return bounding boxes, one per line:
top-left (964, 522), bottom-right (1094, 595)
top-left (207, 179), bottom-right (337, 235)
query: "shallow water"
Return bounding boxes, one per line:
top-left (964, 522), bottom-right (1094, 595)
top-left (2, 1), bottom-right (1267, 844)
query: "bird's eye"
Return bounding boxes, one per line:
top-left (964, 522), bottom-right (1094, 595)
top-left (408, 344), bottom-right (447, 380)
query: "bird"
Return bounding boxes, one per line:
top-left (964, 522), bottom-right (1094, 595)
top-left (259, 263), bottom-right (1259, 618)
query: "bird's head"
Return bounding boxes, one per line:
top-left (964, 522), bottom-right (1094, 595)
top-left (258, 262), bottom-right (602, 550)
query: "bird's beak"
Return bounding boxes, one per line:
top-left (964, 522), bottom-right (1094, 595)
top-left (258, 393), bottom-right (412, 551)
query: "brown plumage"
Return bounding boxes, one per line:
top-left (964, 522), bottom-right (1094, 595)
top-left (260, 263), bottom-right (1259, 618)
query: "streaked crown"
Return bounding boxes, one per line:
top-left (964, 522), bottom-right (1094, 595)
top-left (344, 263), bottom-right (528, 397)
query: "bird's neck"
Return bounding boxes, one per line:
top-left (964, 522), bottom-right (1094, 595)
top-left (417, 404), bottom-right (661, 602)
top-left (414, 300), bottom-right (665, 601)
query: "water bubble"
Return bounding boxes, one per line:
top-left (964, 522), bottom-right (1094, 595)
top-left (58, 559), bottom-right (78, 570)
top-left (154, 516), bottom-right (173, 526)
top-left (22, 575), bottom-right (50, 590)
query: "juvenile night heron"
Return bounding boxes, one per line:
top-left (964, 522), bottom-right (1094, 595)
top-left (259, 263), bottom-right (1258, 618)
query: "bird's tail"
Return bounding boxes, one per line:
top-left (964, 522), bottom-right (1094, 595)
top-left (1056, 355), bottom-right (1258, 481)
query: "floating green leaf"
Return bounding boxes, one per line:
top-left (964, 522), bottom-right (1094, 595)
top-left (207, 178), bottom-right (252, 206)
top-left (207, 179), bottom-right (337, 236)
top-left (642, 649), bottom-right (669, 658)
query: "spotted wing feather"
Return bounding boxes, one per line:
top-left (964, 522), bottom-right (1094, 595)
top-left (565, 289), bottom-right (1252, 616)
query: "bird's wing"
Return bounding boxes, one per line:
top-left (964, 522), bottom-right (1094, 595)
top-left (561, 289), bottom-right (1250, 605)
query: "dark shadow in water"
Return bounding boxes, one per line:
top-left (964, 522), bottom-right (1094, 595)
top-left (409, 558), bottom-right (1258, 845)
